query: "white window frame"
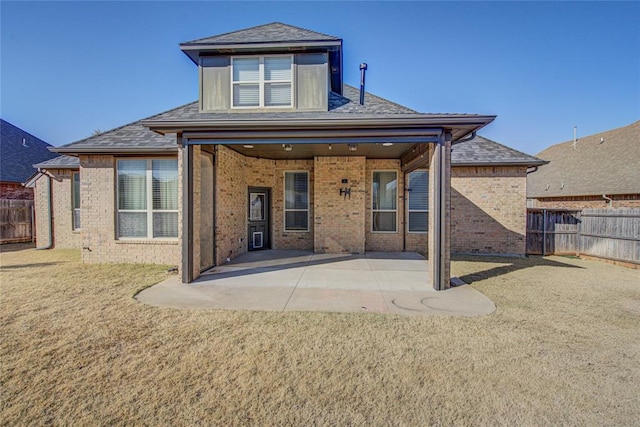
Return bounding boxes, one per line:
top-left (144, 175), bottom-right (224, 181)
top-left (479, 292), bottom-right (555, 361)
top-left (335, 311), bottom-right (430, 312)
top-left (283, 171), bottom-right (309, 232)
top-left (231, 55), bottom-right (294, 108)
top-left (72, 171), bottom-right (81, 231)
top-left (116, 158), bottom-right (178, 240)
top-left (371, 170), bottom-right (398, 233)
top-left (406, 169), bottom-right (428, 234)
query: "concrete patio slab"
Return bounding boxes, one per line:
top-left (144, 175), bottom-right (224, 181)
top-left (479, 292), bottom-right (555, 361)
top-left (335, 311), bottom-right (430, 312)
top-left (136, 250), bottom-right (496, 317)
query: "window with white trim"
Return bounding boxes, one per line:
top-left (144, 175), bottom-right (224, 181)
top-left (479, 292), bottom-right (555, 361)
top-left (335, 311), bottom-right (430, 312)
top-left (117, 159), bottom-right (178, 239)
top-left (232, 56), bottom-right (293, 108)
top-left (407, 170), bottom-right (428, 233)
top-left (284, 171), bottom-right (309, 231)
top-left (372, 171), bottom-right (397, 232)
top-left (72, 171), bottom-right (80, 230)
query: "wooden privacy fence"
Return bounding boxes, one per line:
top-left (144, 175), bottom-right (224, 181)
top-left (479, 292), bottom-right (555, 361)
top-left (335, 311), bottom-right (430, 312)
top-left (0, 199), bottom-right (34, 244)
top-left (526, 208), bottom-right (640, 265)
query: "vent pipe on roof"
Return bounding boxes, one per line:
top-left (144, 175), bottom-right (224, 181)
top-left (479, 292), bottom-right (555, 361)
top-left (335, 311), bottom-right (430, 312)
top-left (359, 63), bottom-right (368, 105)
top-left (572, 126), bottom-right (578, 150)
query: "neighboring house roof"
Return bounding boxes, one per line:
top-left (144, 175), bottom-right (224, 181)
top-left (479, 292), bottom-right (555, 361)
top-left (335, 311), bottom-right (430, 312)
top-left (451, 135), bottom-right (546, 167)
top-left (527, 120), bottom-right (640, 198)
top-left (0, 119), bottom-right (58, 183)
top-left (33, 155), bottom-right (79, 169)
top-left (182, 22), bottom-right (340, 46)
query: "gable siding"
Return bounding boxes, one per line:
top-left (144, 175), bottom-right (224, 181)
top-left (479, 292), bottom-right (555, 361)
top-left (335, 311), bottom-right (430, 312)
top-left (200, 56), bottom-right (231, 111)
top-left (295, 53), bottom-right (328, 111)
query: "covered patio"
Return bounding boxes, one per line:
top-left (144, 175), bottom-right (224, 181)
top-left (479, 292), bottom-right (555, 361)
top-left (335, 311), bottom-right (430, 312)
top-left (136, 250), bottom-right (495, 316)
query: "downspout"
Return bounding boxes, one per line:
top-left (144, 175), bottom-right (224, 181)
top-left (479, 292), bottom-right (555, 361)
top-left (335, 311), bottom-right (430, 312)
top-left (403, 181), bottom-right (408, 252)
top-left (526, 166), bottom-right (539, 175)
top-left (37, 170), bottom-right (54, 250)
top-left (602, 194), bottom-right (613, 208)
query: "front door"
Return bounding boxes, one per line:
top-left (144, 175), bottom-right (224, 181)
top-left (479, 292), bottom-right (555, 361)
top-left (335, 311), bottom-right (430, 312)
top-left (248, 187), bottom-right (270, 251)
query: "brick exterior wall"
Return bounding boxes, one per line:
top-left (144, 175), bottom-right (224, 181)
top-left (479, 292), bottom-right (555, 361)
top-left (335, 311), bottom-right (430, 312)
top-left (79, 154), bottom-right (180, 266)
top-left (451, 166), bottom-right (527, 255)
top-left (32, 169), bottom-right (82, 249)
top-left (31, 142), bottom-right (530, 277)
top-left (273, 159), bottom-right (314, 251)
top-left (530, 194), bottom-right (640, 210)
top-left (0, 183), bottom-right (34, 200)
top-left (213, 146), bottom-right (315, 265)
top-left (314, 156), bottom-right (366, 254)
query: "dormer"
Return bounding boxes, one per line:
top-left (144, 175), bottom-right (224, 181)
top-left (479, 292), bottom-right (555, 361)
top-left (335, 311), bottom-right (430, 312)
top-left (180, 23), bottom-right (343, 113)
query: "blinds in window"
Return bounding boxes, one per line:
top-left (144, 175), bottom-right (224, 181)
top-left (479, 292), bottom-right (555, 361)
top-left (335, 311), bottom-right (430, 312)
top-left (285, 172), bottom-right (308, 209)
top-left (264, 57), bottom-right (292, 80)
top-left (152, 160), bottom-right (178, 210)
top-left (232, 58), bottom-right (259, 81)
top-left (118, 160), bottom-right (147, 210)
top-left (408, 171), bottom-right (428, 210)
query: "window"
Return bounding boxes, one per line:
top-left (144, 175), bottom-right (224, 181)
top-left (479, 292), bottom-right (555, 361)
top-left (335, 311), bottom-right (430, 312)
top-left (117, 159), bottom-right (178, 239)
top-left (284, 172), bottom-right (309, 231)
top-left (372, 171), bottom-right (397, 232)
top-left (232, 56), bottom-right (293, 108)
top-left (72, 171), bottom-right (80, 230)
top-left (407, 170), bottom-right (428, 232)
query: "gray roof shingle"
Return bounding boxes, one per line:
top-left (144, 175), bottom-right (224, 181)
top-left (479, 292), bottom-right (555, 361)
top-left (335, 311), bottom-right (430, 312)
top-left (451, 135), bottom-right (545, 166)
top-left (0, 119), bottom-right (58, 183)
top-left (182, 22), bottom-right (340, 46)
top-left (527, 120), bottom-right (640, 198)
top-left (34, 155), bottom-right (79, 169)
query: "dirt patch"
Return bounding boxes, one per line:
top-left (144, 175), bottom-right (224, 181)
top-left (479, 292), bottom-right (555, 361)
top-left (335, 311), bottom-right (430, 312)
top-left (622, 299), bottom-right (640, 316)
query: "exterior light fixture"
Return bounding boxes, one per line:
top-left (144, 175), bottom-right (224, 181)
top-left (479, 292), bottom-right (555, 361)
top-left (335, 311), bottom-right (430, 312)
top-left (348, 144), bottom-right (357, 152)
top-left (382, 142), bottom-right (394, 146)
top-left (243, 145), bottom-right (254, 149)
top-left (328, 144), bottom-right (332, 150)
top-left (283, 144), bottom-right (293, 152)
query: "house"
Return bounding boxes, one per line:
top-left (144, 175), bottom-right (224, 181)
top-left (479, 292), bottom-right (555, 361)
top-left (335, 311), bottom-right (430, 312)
top-left (527, 120), bottom-right (640, 209)
top-left (0, 119), bottom-right (57, 200)
top-left (32, 22), bottom-right (544, 290)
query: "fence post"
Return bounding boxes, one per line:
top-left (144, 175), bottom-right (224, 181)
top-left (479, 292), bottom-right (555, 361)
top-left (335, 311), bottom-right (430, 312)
top-left (542, 209), bottom-right (547, 256)
top-left (576, 210), bottom-right (581, 256)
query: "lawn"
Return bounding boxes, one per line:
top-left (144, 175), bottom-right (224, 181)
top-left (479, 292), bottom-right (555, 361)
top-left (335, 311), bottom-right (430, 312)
top-left (1, 245), bottom-right (639, 425)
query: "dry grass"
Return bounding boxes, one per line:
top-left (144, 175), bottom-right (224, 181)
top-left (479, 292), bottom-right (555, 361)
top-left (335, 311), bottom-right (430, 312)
top-left (1, 246), bottom-right (639, 426)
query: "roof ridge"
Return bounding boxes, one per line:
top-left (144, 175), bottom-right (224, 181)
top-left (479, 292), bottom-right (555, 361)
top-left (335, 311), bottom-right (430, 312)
top-left (183, 22), bottom-right (340, 45)
top-left (539, 119), bottom-right (640, 155)
top-left (1, 118), bottom-right (52, 148)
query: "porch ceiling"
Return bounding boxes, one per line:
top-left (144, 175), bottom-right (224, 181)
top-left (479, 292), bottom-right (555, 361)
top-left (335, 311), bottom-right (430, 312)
top-left (227, 141), bottom-right (414, 159)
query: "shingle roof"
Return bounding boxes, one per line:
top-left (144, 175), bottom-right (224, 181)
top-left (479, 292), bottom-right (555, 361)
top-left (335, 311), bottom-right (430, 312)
top-left (527, 120), bottom-right (640, 198)
top-left (53, 107), bottom-right (180, 152)
top-left (148, 85), bottom-right (418, 122)
top-left (451, 135), bottom-right (545, 166)
top-left (34, 155), bottom-right (79, 169)
top-left (182, 22), bottom-right (340, 46)
top-left (0, 119), bottom-right (57, 183)
top-left (53, 85), bottom-right (496, 157)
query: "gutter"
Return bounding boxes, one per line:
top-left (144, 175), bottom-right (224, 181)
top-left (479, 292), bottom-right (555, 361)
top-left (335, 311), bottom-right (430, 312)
top-left (142, 115), bottom-right (497, 134)
top-left (50, 147), bottom-right (179, 155)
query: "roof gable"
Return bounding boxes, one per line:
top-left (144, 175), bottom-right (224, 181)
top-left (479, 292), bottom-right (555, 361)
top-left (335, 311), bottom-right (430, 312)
top-left (527, 120), bottom-right (640, 198)
top-left (0, 119), bottom-right (57, 183)
top-left (182, 22), bottom-right (340, 46)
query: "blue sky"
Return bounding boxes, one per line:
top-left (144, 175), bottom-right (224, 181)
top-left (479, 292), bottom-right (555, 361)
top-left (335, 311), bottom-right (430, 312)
top-left (1, 1), bottom-right (638, 155)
